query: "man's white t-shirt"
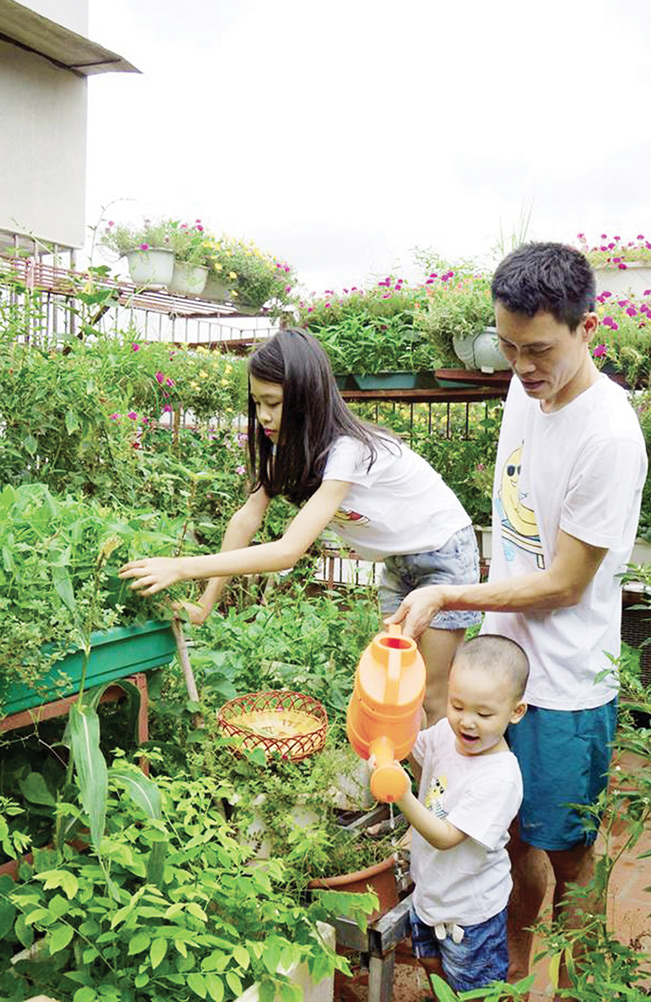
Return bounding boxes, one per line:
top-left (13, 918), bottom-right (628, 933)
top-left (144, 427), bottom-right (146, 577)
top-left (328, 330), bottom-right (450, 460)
top-left (410, 719), bottom-right (522, 927)
top-left (483, 375), bottom-right (647, 710)
top-left (321, 435), bottom-right (471, 561)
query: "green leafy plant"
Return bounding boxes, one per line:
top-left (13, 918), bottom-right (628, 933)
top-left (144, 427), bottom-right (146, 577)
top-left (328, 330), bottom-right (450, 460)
top-left (592, 294), bottom-right (651, 389)
top-left (1, 771), bottom-right (373, 1002)
top-left (203, 234), bottom-right (296, 312)
top-left (414, 269), bottom-right (496, 366)
top-left (99, 218), bottom-right (178, 257)
top-left (296, 278), bottom-right (442, 375)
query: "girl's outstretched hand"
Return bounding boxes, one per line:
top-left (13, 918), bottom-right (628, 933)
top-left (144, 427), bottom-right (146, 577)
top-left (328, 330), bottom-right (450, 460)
top-left (172, 599), bottom-right (211, 625)
top-left (119, 557), bottom-right (186, 596)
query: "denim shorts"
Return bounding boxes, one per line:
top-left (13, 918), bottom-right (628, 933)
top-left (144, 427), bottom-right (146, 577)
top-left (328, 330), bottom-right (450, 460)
top-left (378, 524), bottom-right (482, 631)
top-left (506, 698), bottom-right (618, 850)
top-left (409, 904), bottom-right (509, 992)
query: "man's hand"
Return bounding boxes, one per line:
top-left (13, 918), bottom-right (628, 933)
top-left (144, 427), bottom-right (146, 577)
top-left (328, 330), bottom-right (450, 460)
top-left (386, 585), bottom-right (447, 639)
top-left (119, 557), bottom-right (186, 596)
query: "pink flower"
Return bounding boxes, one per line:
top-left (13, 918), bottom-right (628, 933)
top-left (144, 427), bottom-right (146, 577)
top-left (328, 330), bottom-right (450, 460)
top-left (284, 285), bottom-right (292, 293)
top-left (324, 302), bottom-right (331, 308)
top-left (196, 224), bottom-right (204, 232)
top-left (132, 343), bottom-right (141, 351)
top-left (139, 243), bottom-right (149, 251)
top-left (601, 233), bottom-right (608, 239)
top-left (155, 371), bottom-right (164, 384)
top-left (237, 432), bottom-right (248, 447)
top-left (603, 316), bottom-right (614, 327)
top-left (166, 377), bottom-right (175, 387)
top-left (644, 289), bottom-right (651, 297)
top-left (613, 235), bottom-right (621, 241)
top-left (107, 220), bottom-right (114, 227)
top-left (626, 306), bottom-right (637, 316)
top-left (235, 465), bottom-right (246, 475)
top-left (109, 412), bottom-right (120, 420)
top-left (127, 411), bottom-right (138, 420)
top-left (592, 344), bottom-right (607, 357)
top-left (611, 322), bottom-right (619, 331)
top-left (163, 404), bottom-right (173, 413)
top-left (637, 234), bottom-right (645, 240)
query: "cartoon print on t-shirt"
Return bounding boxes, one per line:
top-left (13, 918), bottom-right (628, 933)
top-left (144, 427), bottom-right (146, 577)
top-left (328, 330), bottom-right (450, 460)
top-left (495, 445), bottom-right (545, 568)
top-left (331, 507), bottom-right (370, 526)
top-left (424, 774), bottom-right (448, 820)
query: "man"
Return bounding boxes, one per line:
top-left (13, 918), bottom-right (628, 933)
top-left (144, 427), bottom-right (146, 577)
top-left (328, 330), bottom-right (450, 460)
top-left (389, 242), bottom-right (648, 985)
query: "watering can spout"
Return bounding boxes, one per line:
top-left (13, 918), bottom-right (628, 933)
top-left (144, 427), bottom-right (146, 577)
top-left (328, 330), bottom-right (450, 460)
top-left (346, 624), bottom-right (426, 803)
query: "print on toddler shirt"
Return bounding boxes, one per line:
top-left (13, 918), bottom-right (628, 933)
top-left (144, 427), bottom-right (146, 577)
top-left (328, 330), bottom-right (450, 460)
top-left (424, 774), bottom-right (448, 820)
top-left (331, 506), bottom-right (370, 526)
top-left (495, 444), bottom-right (545, 568)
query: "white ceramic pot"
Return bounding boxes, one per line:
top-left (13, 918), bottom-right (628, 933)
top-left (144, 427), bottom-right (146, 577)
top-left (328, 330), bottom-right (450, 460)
top-left (167, 261), bottom-right (209, 297)
top-left (452, 326), bottom-right (511, 373)
top-left (126, 248), bottom-right (175, 288)
top-left (593, 263), bottom-right (651, 298)
top-left (235, 922), bottom-right (335, 1002)
top-left (201, 273), bottom-right (232, 303)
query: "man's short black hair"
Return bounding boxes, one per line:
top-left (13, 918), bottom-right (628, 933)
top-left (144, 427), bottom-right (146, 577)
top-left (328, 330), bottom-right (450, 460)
top-left (491, 242), bottom-right (596, 331)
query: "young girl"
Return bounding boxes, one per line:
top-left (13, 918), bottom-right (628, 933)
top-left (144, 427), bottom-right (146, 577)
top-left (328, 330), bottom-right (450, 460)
top-left (119, 328), bottom-right (481, 723)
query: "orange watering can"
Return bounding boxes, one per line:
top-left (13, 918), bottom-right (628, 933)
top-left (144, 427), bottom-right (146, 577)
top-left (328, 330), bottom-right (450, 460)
top-left (347, 623), bottom-right (426, 803)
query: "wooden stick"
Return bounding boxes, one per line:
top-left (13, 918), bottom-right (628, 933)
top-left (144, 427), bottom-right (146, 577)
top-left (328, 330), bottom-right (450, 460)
top-left (171, 618), bottom-right (204, 729)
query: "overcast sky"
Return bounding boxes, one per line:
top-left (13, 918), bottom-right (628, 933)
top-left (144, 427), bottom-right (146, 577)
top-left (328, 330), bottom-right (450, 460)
top-left (86, 0), bottom-right (651, 295)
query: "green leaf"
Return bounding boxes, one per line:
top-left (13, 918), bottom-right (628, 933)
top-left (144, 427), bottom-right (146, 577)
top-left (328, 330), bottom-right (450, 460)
top-left (23, 433), bottom-right (37, 456)
top-left (19, 770), bottom-right (56, 806)
top-left (128, 930), bottom-right (151, 955)
top-left (52, 563), bottom-right (76, 612)
top-left (232, 944), bottom-right (250, 970)
top-left (48, 921), bottom-right (74, 954)
top-left (69, 702), bottom-right (108, 852)
top-left (188, 973), bottom-right (207, 998)
top-left (134, 973), bottom-right (149, 988)
top-left (65, 409), bottom-right (80, 434)
top-left (428, 974), bottom-right (457, 1002)
top-left (225, 971), bottom-right (242, 996)
top-left (47, 893), bottom-right (70, 919)
top-left (14, 913), bottom-right (33, 948)
top-left (35, 869), bottom-right (79, 900)
top-left (150, 936), bottom-right (168, 970)
top-left (110, 764), bottom-right (163, 819)
top-left (204, 974), bottom-right (224, 1002)
top-left (0, 899), bottom-right (16, 940)
top-left (73, 988), bottom-right (97, 1002)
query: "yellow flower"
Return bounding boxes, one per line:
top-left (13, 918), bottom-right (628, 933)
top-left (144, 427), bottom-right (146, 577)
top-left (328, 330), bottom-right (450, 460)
top-left (231, 289), bottom-right (238, 297)
top-left (190, 381), bottom-right (200, 390)
top-left (220, 379), bottom-right (228, 386)
top-left (215, 263), bottom-right (223, 272)
top-left (199, 370), bottom-right (209, 378)
top-left (224, 364), bottom-right (232, 373)
top-left (229, 271), bottom-right (237, 279)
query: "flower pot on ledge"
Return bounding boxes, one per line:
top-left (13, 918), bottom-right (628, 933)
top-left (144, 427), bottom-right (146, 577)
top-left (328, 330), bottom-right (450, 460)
top-left (167, 261), bottom-right (209, 297)
top-left (593, 263), bottom-right (651, 297)
top-left (126, 248), bottom-right (175, 288)
top-left (308, 855), bottom-right (398, 922)
top-left (351, 371), bottom-right (439, 390)
top-left (452, 326), bottom-right (510, 373)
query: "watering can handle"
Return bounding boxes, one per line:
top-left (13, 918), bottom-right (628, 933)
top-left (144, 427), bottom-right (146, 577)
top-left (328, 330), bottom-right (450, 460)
top-left (385, 624), bottom-right (402, 704)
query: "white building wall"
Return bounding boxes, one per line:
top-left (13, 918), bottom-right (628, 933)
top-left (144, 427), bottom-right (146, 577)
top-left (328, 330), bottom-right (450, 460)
top-left (15, 0), bottom-right (88, 35)
top-left (0, 39), bottom-right (87, 249)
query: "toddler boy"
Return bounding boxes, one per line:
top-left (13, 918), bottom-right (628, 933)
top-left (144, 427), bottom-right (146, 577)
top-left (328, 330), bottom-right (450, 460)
top-left (396, 634), bottom-right (529, 993)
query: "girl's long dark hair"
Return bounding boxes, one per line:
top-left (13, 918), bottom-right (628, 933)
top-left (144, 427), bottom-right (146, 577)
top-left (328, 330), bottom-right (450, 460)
top-left (247, 328), bottom-right (396, 504)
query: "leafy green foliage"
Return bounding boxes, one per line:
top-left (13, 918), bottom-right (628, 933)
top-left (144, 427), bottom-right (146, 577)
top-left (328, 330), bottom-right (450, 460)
top-left (1, 773), bottom-right (371, 1002)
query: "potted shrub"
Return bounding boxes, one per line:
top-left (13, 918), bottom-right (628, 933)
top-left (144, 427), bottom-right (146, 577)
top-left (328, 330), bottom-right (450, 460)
top-left (165, 218), bottom-right (210, 296)
top-left (414, 268), bottom-right (507, 372)
top-left (99, 218), bottom-right (176, 287)
top-left (0, 483), bottom-right (182, 718)
top-left (209, 235), bottom-right (296, 314)
top-left (578, 231), bottom-right (651, 297)
top-left (297, 278), bottom-right (442, 387)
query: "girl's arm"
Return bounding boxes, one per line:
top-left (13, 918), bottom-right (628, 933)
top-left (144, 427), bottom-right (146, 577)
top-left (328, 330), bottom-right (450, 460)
top-left (175, 487), bottom-right (271, 624)
top-left (120, 479), bottom-right (352, 596)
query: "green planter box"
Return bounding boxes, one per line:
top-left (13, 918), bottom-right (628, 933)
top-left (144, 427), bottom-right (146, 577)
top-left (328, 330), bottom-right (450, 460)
top-left (1, 620), bottom-right (176, 717)
top-left (351, 371), bottom-right (439, 390)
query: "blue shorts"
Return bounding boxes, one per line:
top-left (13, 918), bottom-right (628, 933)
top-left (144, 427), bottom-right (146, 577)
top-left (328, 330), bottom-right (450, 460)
top-left (378, 525), bottom-right (482, 631)
top-left (409, 904), bottom-right (509, 992)
top-left (507, 698), bottom-right (618, 851)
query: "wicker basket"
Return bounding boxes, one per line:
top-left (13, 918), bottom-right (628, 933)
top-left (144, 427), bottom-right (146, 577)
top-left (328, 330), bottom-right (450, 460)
top-left (217, 690), bottom-right (328, 762)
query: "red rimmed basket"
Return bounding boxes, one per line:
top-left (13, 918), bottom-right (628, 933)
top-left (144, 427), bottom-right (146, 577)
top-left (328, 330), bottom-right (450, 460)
top-left (217, 690), bottom-right (328, 762)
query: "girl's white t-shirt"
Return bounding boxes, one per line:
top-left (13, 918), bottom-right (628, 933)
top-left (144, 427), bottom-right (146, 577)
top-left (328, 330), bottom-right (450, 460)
top-left (483, 375), bottom-right (647, 710)
top-left (321, 435), bottom-right (471, 561)
top-left (410, 719), bottom-right (523, 927)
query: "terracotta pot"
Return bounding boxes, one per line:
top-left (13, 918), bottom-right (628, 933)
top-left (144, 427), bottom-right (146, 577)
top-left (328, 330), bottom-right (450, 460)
top-left (308, 855), bottom-right (398, 921)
